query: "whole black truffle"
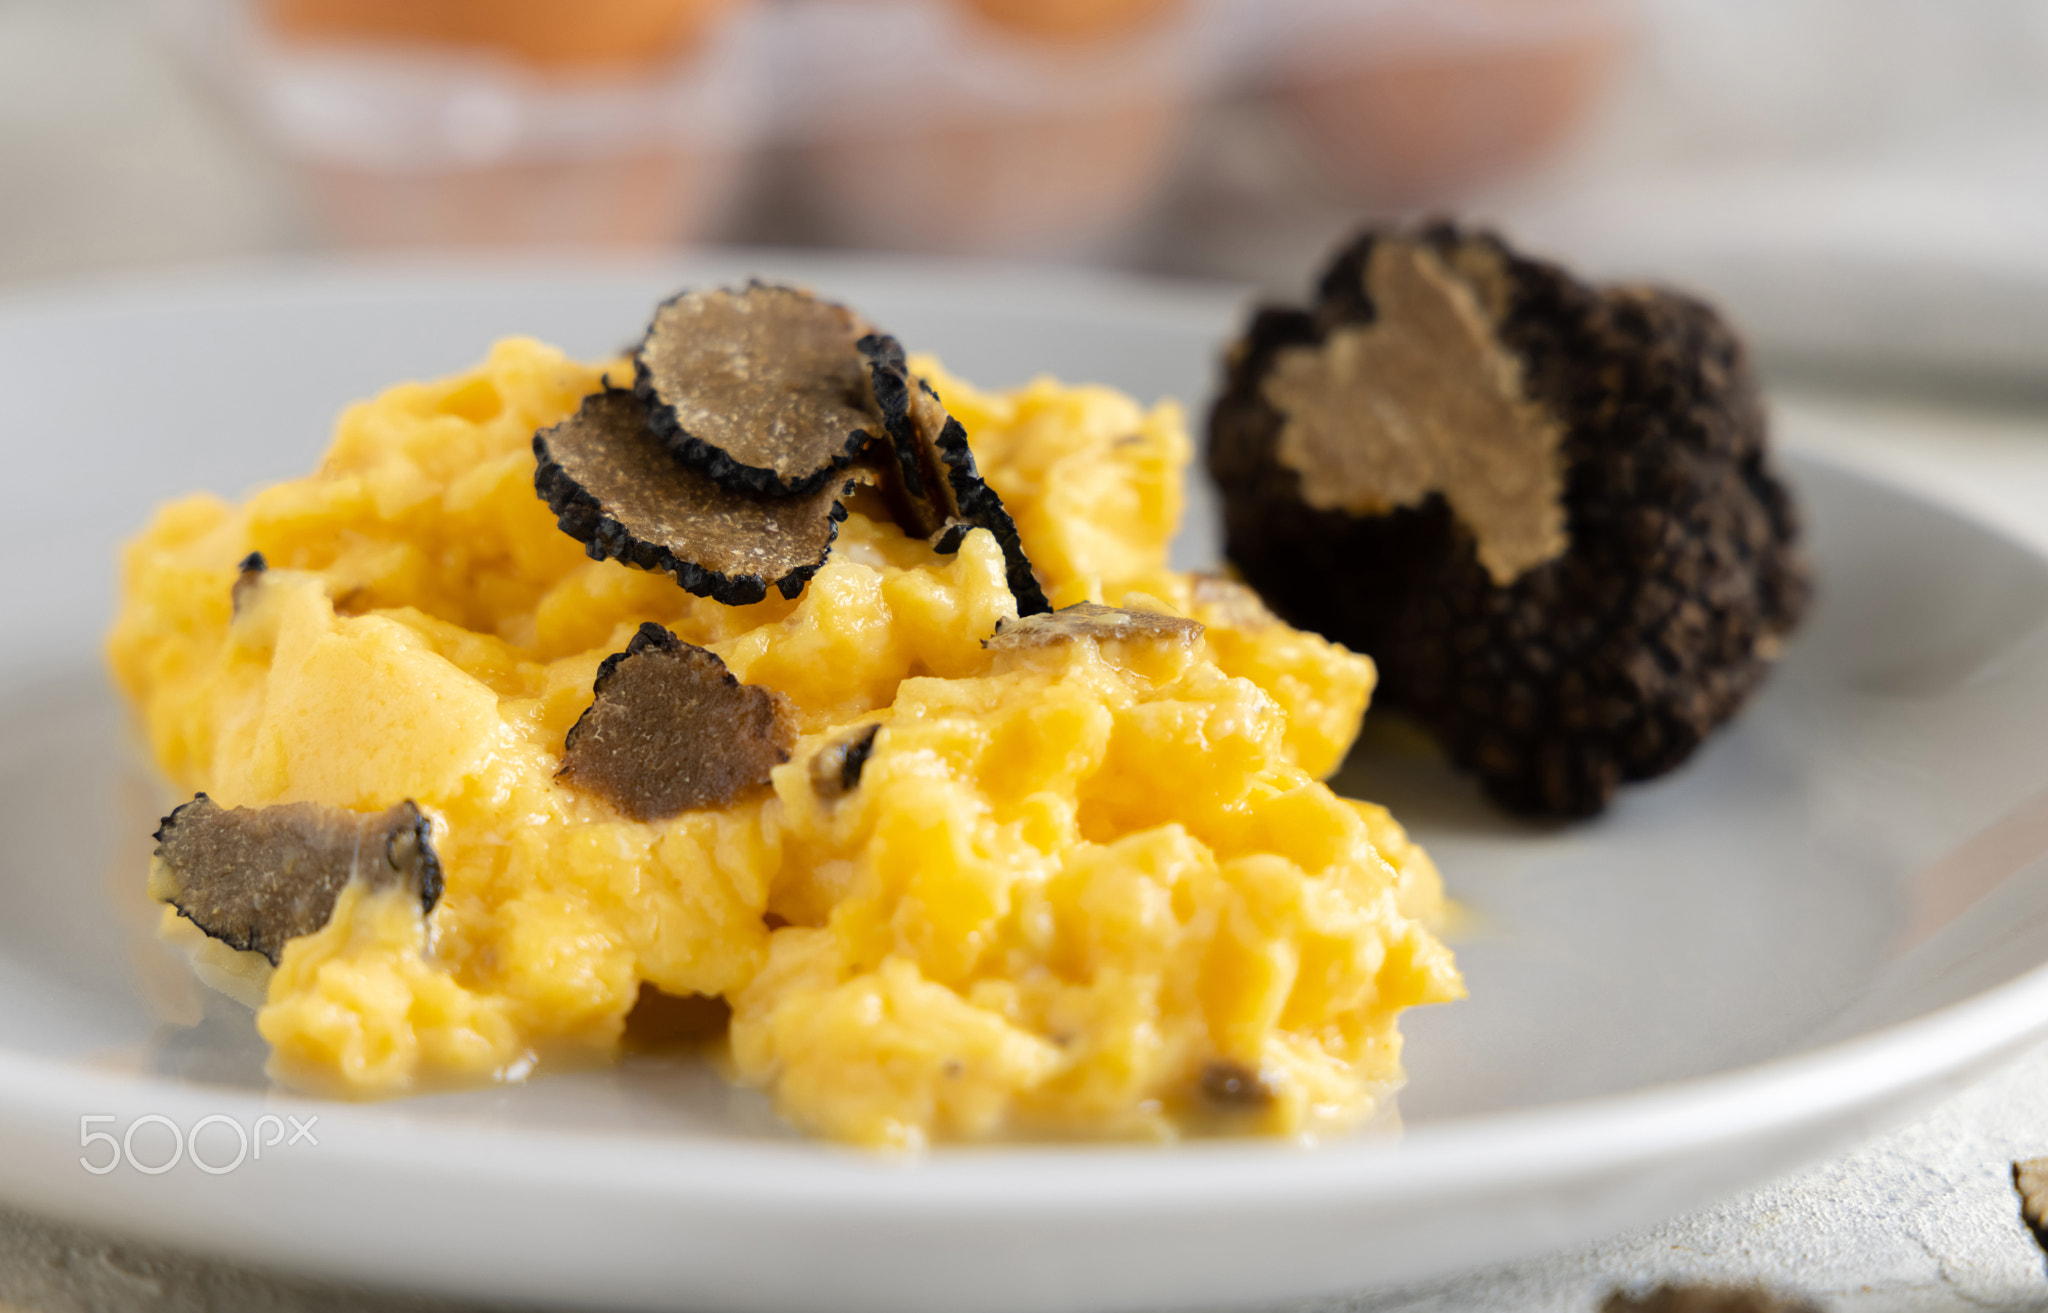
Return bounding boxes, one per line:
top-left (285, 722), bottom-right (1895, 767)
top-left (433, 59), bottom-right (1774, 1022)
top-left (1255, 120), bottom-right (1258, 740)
top-left (1208, 223), bottom-right (1809, 817)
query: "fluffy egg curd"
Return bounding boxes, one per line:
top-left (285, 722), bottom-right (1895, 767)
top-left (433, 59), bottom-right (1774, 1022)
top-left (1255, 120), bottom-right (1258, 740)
top-left (109, 312), bottom-right (1462, 1148)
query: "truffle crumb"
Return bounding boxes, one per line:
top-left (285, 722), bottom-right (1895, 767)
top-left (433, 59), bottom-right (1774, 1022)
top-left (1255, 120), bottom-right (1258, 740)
top-left (1210, 222), bottom-right (1810, 816)
top-left (535, 388), bottom-right (855, 606)
top-left (984, 601), bottom-right (1203, 650)
top-left (231, 551), bottom-right (267, 616)
top-left (558, 622), bottom-right (796, 822)
top-left (1198, 1060), bottom-right (1273, 1110)
top-left (1602, 1284), bottom-right (1822, 1313)
top-left (149, 794), bottom-right (442, 966)
top-left (634, 283), bottom-right (881, 497)
top-left (622, 983), bottom-right (732, 1050)
top-left (809, 723), bottom-right (881, 803)
top-left (2015, 1158), bottom-right (2048, 1255)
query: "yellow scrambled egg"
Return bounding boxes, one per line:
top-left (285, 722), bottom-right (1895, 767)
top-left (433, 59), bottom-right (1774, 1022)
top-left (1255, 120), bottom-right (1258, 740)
top-left (107, 338), bottom-right (1462, 1147)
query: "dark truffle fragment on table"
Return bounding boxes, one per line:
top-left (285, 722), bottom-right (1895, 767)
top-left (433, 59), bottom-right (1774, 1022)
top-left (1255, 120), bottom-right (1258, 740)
top-left (535, 388), bottom-right (857, 606)
top-left (1209, 223), bottom-right (1809, 817)
top-left (558, 622), bottom-right (796, 822)
top-left (984, 601), bottom-right (1203, 650)
top-left (2015, 1158), bottom-right (2048, 1255)
top-left (633, 283), bottom-right (882, 497)
top-left (1601, 1285), bottom-right (1823, 1313)
top-left (149, 795), bottom-right (442, 965)
top-left (861, 334), bottom-right (1051, 615)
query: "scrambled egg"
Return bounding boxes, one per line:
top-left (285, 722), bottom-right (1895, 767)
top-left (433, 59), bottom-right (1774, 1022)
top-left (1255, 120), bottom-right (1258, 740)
top-left (107, 338), bottom-right (1462, 1147)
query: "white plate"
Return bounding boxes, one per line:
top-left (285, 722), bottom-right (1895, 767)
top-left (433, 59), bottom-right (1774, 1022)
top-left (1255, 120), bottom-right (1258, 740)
top-left (4, 256), bottom-right (2048, 1313)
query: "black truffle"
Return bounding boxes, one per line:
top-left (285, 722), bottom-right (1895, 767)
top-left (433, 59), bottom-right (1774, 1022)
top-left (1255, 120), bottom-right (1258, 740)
top-left (539, 286), bottom-right (1051, 616)
top-left (149, 795), bottom-right (442, 966)
top-left (1602, 1286), bottom-right (1822, 1313)
top-left (2015, 1158), bottom-right (2048, 1256)
top-left (535, 388), bottom-right (856, 606)
top-left (1209, 223), bottom-right (1809, 816)
top-left (861, 334), bottom-right (1051, 615)
top-left (558, 622), bottom-right (797, 822)
top-left (634, 283), bottom-right (880, 497)
top-left (1198, 1060), bottom-right (1274, 1111)
top-left (983, 601), bottom-right (1202, 650)
top-left (231, 551), bottom-right (267, 616)
top-left (809, 723), bottom-right (881, 803)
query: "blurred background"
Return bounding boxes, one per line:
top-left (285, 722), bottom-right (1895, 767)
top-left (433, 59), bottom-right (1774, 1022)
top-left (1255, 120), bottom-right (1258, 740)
top-left (3, 0), bottom-right (2047, 390)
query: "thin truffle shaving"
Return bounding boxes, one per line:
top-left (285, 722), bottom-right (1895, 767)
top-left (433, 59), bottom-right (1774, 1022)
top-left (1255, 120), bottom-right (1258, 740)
top-left (634, 284), bottom-right (881, 496)
top-left (863, 335), bottom-right (1052, 614)
top-left (149, 795), bottom-right (442, 966)
top-left (557, 622), bottom-right (797, 822)
top-left (535, 388), bottom-right (855, 606)
top-left (1263, 238), bottom-right (1567, 586)
top-left (984, 601), bottom-right (1203, 649)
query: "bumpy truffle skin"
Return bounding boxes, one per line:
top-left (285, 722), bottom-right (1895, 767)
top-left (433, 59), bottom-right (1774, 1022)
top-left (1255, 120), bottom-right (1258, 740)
top-left (1210, 224), bottom-right (1809, 816)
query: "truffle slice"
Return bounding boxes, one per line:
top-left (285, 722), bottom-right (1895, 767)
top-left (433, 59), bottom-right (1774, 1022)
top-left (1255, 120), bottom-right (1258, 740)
top-left (1260, 238), bottom-right (1566, 586)
top-left (558, 622), bottom-right (796, 822)
top-left (149, 795), bottom-right (442, 966)
top-left (984, 601), bottom-right (1203, 650)
top-left (535, 388), bottom-right (855, 606)
top-left (634, 284), bottom-right (881, 497)
top-left (1209, 223), bottom-right (1810, 816)
top-left (861, 334), bottom-right (1052, 614)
